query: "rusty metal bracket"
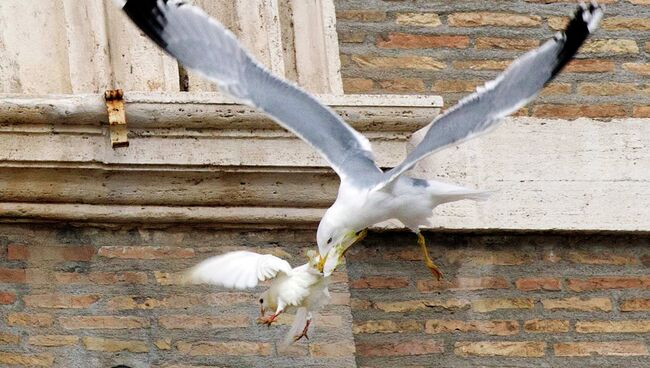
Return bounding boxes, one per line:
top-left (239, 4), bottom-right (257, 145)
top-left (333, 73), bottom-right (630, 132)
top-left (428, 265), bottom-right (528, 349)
top-left (104, 89), bottom-right (129, 148)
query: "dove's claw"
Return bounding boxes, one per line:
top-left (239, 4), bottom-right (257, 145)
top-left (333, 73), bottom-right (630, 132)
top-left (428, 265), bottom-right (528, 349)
top-left (293, 318), bottom-right (312, 342)
top-left (256, 311), bottom-right (282, 327)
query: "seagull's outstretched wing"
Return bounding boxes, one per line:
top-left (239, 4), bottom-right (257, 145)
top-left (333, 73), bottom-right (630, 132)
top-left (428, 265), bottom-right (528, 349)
top-left (118, 0), bottom-right (381, 185)
top-left (188, 251), bottom-right (293, 289)
top-left (374, 3), bottom-right (603, 190)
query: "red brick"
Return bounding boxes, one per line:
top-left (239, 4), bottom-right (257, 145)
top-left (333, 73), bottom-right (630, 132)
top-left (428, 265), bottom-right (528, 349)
top-left (425, 320), bottom-right (518, 336)
top-left (524, 320), bottom-right (569, 333)
top-left (620, 298), bottom-right (650, 312)
top-left (357, 340), bottom-right (444, 357)
top-left (555, 341), bottom-right (649, 357)
top-left (0, 268), bottom-right (26, 283)
top-left (353, 319), bottom-right (422, 334)
top-left (159, 314), bottom-right (249, 329)
top-left (378, 79), bottom-right (425, 93)
top-left (377, 33), bottom-right (469, 49)
top-left (542, 297), bottom-right (612, 312)
top-left (633, 106), bottom-right (650, 118)
top-left (374, 299), bottom-right (470, 312)
top-left (532, 104), bottom-right (627, 119)
top-left (395, 13), bottom-right (442, 27)
top-left (516, 277), bottom-right (561, 291)
top-left (582, 39), bottom-right (639, 54)
top-left (0, 352), bottom-right (54, 367)
top-left (8, 244), bottom-right (94, 261)
top-left (351, 55), bottom-right (446, 70)
top-left (564, 59), bottom-right (615, 73)
top-left (541, 84), bottom-right (572, 97)
top-left (343, 78), bottom-right (374, 93)
top-left (577, 83), bottom-right (640, 96)
top-left (0, 291), bottom-right (16, 304)
top-left (445, 249), bottom-right (530, 266)
top-left (0, 333), bottom-right (20, 344)
top-left (55, 271), bottom-right (148, 284)
top-left (350, 276), bottom-right (409, 289)
top-left (309, 342), bottom-right (356, 358)
top-left (475, 37), bottom-right (539, 50)
top-left (417, 277), bottom-right (509, 292)
top-left (432, 80), bottom-right (480, 93)
top-left (448, 12), bottom-right (541, 27)
top-left (28, 335), bottom-right (79, 347)
top-left (576, 320), bottom-right (650, 333)
top-left (7, 313), bottom-right (53, 327)
top-left (98, 246), bottom-right (194, 259)
top-left (472, 298), bottom-right (534, 312)
top-left (454, 341), bottom-right (545, 357)
top-left (452, 60), bottom-right (511, 70)
top-left (338, 30), bottom-right (366, 43)
top-left (336, 10), bottom-right (386, 22)
top-left (83, 336), bottom-right (148, 353)
top-left (567, 276), bottom-right (650, 292)
top-left (24, 294), bottom-right (99, 309)
top-left (623, 63), bottom-right (650, 76)
top-left (59, 316), bottom-right (149, 329)
top-left (565, 250), bottom-right (639, 265)
top-left (602, 17), bottom-right (650, 31)
top-left (176, 341), bottom-right (272, 356)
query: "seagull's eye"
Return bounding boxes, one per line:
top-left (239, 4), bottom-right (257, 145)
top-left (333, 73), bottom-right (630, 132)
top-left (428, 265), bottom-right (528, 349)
top-left (327, 237), bottom-right (332, 244)
top-left (259, 298), bottom-right (264, 304)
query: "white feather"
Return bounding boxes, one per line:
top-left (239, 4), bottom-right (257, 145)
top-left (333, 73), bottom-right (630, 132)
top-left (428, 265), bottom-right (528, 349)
top-left (188, 251), bottom-right (292, 289)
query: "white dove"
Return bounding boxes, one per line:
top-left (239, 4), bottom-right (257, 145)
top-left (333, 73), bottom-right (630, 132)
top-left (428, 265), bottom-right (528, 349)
top-left (187, 250), bottom-right (330, 343)
top-left (118, 0), bottom-right (603, 278)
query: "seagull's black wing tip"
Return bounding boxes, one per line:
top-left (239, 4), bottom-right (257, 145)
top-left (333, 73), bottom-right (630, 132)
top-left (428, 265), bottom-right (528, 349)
top-left (119, 0), bottom-right (171, 49)
top-left (551, 1), bottom-right (603, 77)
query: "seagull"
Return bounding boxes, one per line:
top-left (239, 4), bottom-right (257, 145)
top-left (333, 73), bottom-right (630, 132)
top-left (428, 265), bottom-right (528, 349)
top-left (187, 250), bottom-right (330, 343)
top-left (118, 0), bottom-right (603, 278)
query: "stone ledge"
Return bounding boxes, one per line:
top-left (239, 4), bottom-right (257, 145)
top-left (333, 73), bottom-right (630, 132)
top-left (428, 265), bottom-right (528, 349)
top-left (1, 93), bottom-right (649, 232)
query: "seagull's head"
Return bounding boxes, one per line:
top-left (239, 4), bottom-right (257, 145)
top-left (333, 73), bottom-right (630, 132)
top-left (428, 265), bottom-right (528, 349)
top-left (317, 215), bottom-right (367, 276)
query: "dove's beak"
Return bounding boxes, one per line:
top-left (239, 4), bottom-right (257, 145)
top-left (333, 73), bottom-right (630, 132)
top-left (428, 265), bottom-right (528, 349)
top-left (322, 229), bottom-right (367, 276)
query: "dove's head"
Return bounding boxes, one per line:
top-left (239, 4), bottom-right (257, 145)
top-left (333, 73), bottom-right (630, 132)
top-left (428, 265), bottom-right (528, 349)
top-left (258, 290), bottom-right (273, 316)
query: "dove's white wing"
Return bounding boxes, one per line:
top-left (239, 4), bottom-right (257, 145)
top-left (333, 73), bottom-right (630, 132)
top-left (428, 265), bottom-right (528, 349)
top-left (188, 251), bottom-right (293, 289)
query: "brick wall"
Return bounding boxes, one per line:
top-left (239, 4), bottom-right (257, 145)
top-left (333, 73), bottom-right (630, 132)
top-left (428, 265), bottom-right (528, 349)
top-left (0, 224), bottom-right (356, 368)
top-left (346, 231), bottom-right (650, 367)
top-left (1, 224), bottom-right (648, 367)
top-left (335, 0), bottom-right (650, 119)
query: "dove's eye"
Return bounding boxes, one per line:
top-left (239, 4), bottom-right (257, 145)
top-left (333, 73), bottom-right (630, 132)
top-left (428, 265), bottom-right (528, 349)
top-left (259, 298), bottom-right (264, 304)
top-left (327, 237), bottom-right (332, 244)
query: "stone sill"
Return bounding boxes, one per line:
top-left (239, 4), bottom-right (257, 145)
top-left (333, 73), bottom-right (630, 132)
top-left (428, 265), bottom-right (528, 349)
top-left (1, 93), bottom-right (649, 233)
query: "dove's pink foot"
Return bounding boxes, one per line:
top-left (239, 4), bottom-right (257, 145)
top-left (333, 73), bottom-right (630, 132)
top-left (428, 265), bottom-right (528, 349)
top-left (293, 319), bottom-right (312, 342)
top-left (256, 311), bottom-right (282, 327)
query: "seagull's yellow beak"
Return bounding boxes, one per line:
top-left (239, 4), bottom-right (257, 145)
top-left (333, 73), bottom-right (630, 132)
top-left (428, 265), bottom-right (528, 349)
top-left (322, 229), bottom-right (367, 276)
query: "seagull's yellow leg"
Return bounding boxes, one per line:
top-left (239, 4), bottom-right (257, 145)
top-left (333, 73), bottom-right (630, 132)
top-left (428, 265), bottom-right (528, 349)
top-left (417, 233), bottom-right (443, 280)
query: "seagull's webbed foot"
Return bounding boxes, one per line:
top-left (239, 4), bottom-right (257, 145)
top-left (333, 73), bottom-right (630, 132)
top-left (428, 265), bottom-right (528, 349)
top-left (293, 318), bottom-right (312, 342)
top-left (256, 311), bottom-right (282, 327)
top-left (417, 232), bottom-right (444, 280)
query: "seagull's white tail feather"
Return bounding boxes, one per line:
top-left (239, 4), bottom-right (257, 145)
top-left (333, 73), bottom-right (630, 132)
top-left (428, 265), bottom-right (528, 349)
top-left (428, 181), bottom-right (492, 205)
top-left (280, 307), bottom-right (309, 348)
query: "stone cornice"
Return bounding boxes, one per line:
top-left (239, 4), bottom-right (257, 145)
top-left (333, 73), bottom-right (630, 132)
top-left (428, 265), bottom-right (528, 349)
top-left (2, 93), bottom-right (649, 232)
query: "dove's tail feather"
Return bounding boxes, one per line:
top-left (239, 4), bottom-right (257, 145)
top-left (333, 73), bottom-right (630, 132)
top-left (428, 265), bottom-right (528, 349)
top-left (281, 307), bottom-right (309, 348)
